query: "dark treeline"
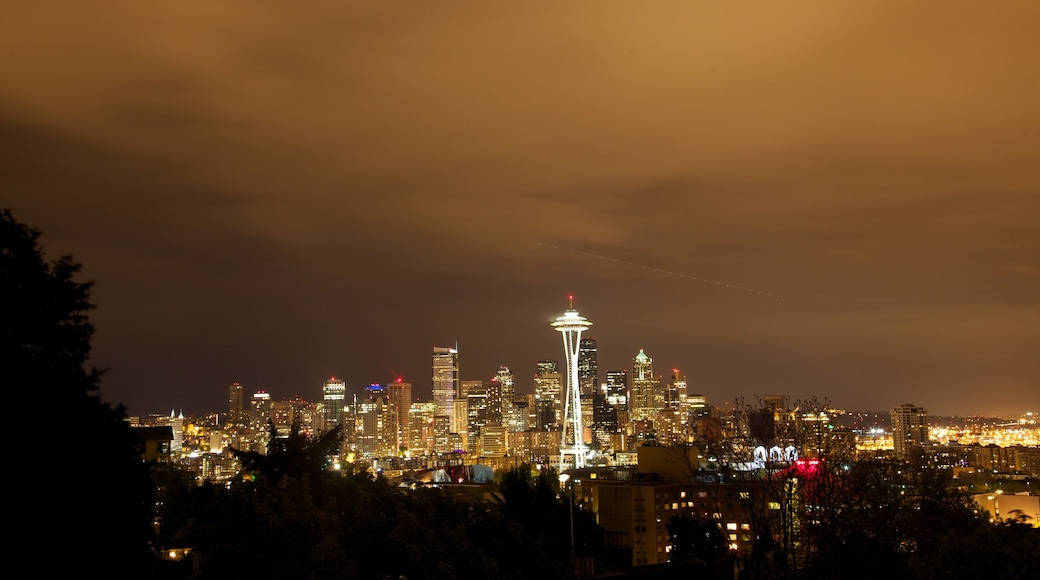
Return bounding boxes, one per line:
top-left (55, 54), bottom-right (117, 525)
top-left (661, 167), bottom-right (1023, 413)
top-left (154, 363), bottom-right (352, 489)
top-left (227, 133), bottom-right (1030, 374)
top-left (5, 207), bottom-right (1038, 579)
top-left (156, 423), bottom-right (591, 579)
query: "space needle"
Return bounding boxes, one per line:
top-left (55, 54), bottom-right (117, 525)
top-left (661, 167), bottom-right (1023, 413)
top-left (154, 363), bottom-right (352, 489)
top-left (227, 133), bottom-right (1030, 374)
top-left (552, 295), bottom-right (593, 471)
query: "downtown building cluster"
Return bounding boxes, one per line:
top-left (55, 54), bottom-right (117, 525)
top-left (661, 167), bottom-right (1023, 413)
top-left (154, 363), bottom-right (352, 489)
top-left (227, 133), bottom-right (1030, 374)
top-left (131, 302), bottom-right (1040, 567)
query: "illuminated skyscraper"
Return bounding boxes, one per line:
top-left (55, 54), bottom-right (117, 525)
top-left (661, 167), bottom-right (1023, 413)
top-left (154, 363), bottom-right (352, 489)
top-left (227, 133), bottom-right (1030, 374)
top-left (665, 369), bottom-right (687, 411)
top-left (322, 377), bottom-right (346, 431)
top-left (578, 337), bottom-right (598, 396)
top-left (387, 378), bottom-right (412, 455)
top-left (630, 350), bottom-right (658, 422)
top-left (891, 403), bottom-right (929, 461)
top-left (251, 391), bottom-right (272, 453)
top-left (432, 346), bottom-right (459, 426)
top-left (228, 382), bottom-right (244, 424)
top-left (534, 360), bottom-right (562, 429)
top-left (552, 296), bottom-right (593, 470)
top-left (493, 366), bottom-right (516, 430)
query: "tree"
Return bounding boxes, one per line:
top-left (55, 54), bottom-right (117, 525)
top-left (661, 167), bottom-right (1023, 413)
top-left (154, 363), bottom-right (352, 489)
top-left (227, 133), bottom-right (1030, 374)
top-left (2, 209), bottom-right (162, 576)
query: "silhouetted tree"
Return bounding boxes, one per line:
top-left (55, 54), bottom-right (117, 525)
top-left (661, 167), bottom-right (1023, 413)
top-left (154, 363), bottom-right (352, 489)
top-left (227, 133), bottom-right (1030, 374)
top-left (3, 209), bottom-right (162, 576)
top-left (667, 513), bottom-right (728, 566)
top-left (229, 420), bottom-right (343, 488)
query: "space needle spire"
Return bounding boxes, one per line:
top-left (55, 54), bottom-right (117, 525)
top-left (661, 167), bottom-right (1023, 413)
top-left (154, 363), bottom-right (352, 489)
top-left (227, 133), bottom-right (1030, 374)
top-left (551, 295), bottom-right (593, 472)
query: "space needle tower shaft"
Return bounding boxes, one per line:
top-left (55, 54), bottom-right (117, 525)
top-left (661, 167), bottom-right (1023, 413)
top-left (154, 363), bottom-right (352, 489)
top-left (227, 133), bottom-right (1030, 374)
top-left (552, 295), bottom-right (593, 472)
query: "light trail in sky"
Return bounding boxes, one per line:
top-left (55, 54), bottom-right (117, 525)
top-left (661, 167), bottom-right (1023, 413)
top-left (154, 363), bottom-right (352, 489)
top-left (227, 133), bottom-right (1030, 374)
top-left (537, 242), bottom-right (782, 298)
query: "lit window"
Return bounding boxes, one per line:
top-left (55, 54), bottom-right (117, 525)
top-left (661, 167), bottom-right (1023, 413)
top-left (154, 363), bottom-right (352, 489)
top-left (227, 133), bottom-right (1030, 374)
top-left (741, 523), bottom-right (751, 530)
top-left (769, 501), bottom-right (781, 510)
top-left (727, 522), bottom-right (737, 531)
top-left (713, 512), bottom-right (722, 519)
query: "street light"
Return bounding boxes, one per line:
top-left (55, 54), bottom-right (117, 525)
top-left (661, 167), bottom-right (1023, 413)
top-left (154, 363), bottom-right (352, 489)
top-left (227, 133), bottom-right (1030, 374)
top-left (558, 473), bottom-right (575, 557)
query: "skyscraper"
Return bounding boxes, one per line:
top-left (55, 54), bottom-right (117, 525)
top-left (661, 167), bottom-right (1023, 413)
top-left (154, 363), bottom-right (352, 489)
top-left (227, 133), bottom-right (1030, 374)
top-left (552, 296), bottom-right (593, 471)
top-left (322, 377), bottom-right (346, 431)
top-left (493, 366), bottom-right (516, 430)
top-left (534, 360), bottom-right (562, 427)
top-left (386, 378), bottom-right (412, 455)
top-left (630, 349), bottom-right (658, 423)
top-left (228, 381), bottom-right (244, 424)
top-left (251, 391), bottom-right (272, 453)
top-left (665, 369), bottom-right (687, 411)
top-left (432, 346), bottom-right (459, 427)
top-left (891, 403), bottom-right (929, 461)
top-left (578, 337), bottom-right (598, 396)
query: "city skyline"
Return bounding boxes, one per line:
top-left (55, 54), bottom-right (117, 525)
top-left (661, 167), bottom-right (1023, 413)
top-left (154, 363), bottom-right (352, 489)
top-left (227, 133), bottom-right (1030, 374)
top-left (3, 3), bottom-right (1037, 418)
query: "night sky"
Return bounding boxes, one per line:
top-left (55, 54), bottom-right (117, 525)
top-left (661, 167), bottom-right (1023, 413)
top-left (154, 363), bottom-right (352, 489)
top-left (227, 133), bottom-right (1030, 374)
top-left (3, 2), bottom-right (1037, 418)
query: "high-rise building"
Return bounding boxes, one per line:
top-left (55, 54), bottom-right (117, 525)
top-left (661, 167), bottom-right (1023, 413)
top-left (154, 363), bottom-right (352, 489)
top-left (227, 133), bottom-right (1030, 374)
top-left (534, 360), bottom-right (562, 428)
top-left (891, 403), bottom-right (929, 461)
top-left (578, 337), bottom-right (598, 396)
top-left (228, 382), bottom-right (244, 424)
top-left (250, 391), bottom-right (272, 453)
top-left (630, 349), bottom-right (659, 423)
top-left (386, 378), bottom-right (412, 455)
top-left (432, 346), bottom-right (459, 426)
top-left (466, 383), bottom-right (489, 455)
top-left (322, 377), bottom-right (346, 431)
top-left (407, 401), bottom-right (437, 456)
top-left (665, 369), bottom-right (687, 411)
top-left (358, 384), bottom-right (398, 458)
top-left (493, 366), bottom-right (516, 430)
top-left (552, 296), bottom-right (593, 471)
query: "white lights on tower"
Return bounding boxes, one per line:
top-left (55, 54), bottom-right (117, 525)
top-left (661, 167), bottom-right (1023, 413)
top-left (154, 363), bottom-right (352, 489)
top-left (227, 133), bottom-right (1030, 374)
top-left (551, 295), bottom-right (593, 471)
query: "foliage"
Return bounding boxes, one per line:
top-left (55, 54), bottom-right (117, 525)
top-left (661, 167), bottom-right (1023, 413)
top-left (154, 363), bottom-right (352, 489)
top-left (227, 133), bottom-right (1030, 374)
top-left (2, 209), bottom-right (164, 577)
top-left (228, 420), bottom-right (343, 487)
top-left (160, 452), bottom-right (584, 578)
top-left (666, 513), bottom-right (728, 565)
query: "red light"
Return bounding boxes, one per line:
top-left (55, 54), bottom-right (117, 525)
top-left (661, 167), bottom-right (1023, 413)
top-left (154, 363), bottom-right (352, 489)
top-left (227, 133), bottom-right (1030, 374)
top-left (395, 377), bottom-right (403, 383)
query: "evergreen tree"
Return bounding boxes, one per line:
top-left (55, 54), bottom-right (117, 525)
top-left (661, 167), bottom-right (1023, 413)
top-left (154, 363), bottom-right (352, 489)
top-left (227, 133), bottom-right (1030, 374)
top-left (2, 209), bottom-right (161, 576)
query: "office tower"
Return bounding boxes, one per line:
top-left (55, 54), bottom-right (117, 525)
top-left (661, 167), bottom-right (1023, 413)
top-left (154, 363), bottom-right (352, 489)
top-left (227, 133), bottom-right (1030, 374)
top-left (763, 395), bottom-right (788, 412)
top-left (250, 391), bottom-right (272, 454)
top-left (386, 378), bottom-right (412, 456)
top-left (605, 369), bottom-right (628, 407)
top-left (407, 401), bottom-right (436, 456)
top-left (228, 382), bottom-right (244, 424)
top-left (552, 296), bottom-right (593, 470)
top-left (534, 360), bottom-right (563, 427)
top-left (630, 349), bottom-right (659, 423)
top-left (891, 403), bottom-right (929, 461)
top-left (666, 369), bottom-right (687, 411)
top-left (591, 390), bottom-right (618, 448)
top-left (578, 337), bottom-right (598, 396)
top-left (688, 393), bottom-right (709, 420)
top-left (359, 384), bottom-right (398, 458)
top-left (271, 400), bottom-right (294, 437)
top-left (493, 366), bottom-right (516, 430)
top-left (432, 346), bottom-right (459, 426)
top-left (433, 414), bottom-right (452, 454)
top-left (537, 359), bottom-right (559, 375)
top-left (466, 383), bottom-right (489, 454)
top-left (158, 410), bottom-right (185, 452)
top-left (322, 377), bottom-right (346, 431)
